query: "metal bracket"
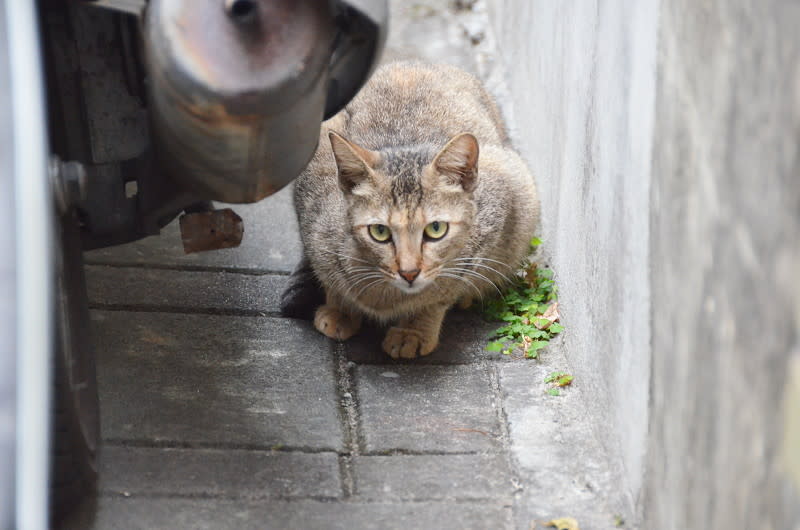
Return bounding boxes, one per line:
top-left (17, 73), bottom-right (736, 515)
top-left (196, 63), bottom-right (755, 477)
top-left (179, 208), bottom-right (244, 254)
top-left (50, 156), bottom-right (88, 215)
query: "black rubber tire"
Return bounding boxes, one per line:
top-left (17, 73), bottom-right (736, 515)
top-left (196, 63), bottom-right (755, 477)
top-left (50, 210), bottom-right (100, 521)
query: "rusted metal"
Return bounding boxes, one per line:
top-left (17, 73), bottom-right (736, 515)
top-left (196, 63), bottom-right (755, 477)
top-left (224, 0), bottom-right (259, 24)
top-left (144, 0), bottom-right (336, 203)
top-left (179, 208), bottom-right (244, 254)
top-left (143, 0), bottom-right (388, 204)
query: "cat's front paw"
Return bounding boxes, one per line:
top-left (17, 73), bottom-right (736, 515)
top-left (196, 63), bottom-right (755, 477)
top-left (314, 305), bottom-right (361, 341)
top-left (382, 327), bottom-right (437, 359)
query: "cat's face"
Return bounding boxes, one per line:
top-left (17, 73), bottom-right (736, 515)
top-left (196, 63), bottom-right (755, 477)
top-left (347, 179), bottom-right (477, 295)
top-left (330, 132), bottom-right (479, 296)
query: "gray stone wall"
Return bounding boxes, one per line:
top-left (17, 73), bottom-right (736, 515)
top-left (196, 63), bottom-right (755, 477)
top-left (488, 0), bottom-right (800, 527)
top-left (487, 0), bottom-right (658, 512)
top-left (647, 0), bottom-right (800, 528)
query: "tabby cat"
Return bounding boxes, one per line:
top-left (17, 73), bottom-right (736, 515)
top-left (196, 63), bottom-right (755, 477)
top-left (293, 61), bottom-right (539, 359)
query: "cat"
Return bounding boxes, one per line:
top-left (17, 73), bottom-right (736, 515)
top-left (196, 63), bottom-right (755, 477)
top-left (291, 60), bottom-right (539, 359)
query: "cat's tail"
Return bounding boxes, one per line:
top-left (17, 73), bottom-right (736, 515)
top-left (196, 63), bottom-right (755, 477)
top-left (279, 255), bottom-right (325, 320)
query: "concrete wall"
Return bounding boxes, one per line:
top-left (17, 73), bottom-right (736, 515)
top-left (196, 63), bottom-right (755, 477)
top-left (488, 0), bottom-right (800, 527)
top-left (646, 1), bottom-right (800, 528)
top-left (487, 0), bottom-right (658, 512)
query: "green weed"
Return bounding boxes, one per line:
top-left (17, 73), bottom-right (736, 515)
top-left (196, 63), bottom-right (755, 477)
top-left (482, 238), bottom-right (563, 359)
top-left (544, 371), bottom-right (574, 397)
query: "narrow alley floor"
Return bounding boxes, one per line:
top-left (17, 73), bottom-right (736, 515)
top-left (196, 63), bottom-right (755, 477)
top-left (60, 2), bottom-right (622, 529)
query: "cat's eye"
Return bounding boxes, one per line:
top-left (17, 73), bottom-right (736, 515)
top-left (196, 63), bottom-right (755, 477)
top-left (424, 221), bottom-right (449, 240)
top-left (368, 224), bottom-right (392, 242)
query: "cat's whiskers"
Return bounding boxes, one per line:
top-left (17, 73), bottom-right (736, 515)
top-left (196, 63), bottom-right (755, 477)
top-left (340, 272), bottom-right (386, 300)
top-left (342, 263), bottom-right (395, 277)
top-left (352, 277), bottom-right (386, 300)
top-left (345, 267), bottom-right (393, 279)
top-left (451, 256), bottom-right (518, 274)
top-left (448, 258), bottom-right (516, 285)
top-left (438, 272), bottom-right (483, 300)
top-left (325, 266), bottom-right (370, 294)
top-left (441, 266), bottom-right (503, 296)
top-left (329, 274), bottom-right (354, 294)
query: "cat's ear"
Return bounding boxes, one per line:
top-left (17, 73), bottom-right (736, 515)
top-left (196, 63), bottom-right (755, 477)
top-left (329, 132), bottom-right (380, 193)
top-left (431, 133), bottom-right (479, 192)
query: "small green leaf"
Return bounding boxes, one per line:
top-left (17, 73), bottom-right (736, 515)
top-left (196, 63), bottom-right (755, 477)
top-left (529, 340), bottom-right (549, 351)
top-left (557, 374), bottom-right (574, 386)
top-left (538, 269), bottom-right (554, 280)
top-left (530, 236), bottom-right (543, 247)
top-left (546, 388), bottom-right (560, 396)
top-left (482, 260), bottom-right (562, 362)
top-left (527, 329), bottom-right (549, 339)
top-left (538, 280), bottom-right (554, 290)
top-left (486, 341), bottom-right (506, 352)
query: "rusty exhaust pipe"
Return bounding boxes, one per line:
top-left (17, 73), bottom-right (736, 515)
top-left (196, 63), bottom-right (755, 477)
top-left (225, 0), bottom-right (259, 23)
top-left (144, 0), bottom-right (337, 203)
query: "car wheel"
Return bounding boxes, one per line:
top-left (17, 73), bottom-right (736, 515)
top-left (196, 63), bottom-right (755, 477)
top-left (50, 210), bottom-right (100, 521)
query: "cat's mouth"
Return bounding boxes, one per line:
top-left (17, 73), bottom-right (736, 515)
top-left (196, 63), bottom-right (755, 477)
top-left (392, 276), bottom-right (432, 295)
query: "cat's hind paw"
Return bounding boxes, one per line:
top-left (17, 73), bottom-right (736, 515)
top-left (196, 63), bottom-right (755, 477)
top-left (382, 327), bottom-right (437, 359)
top-left (314, 305), bottom-right (361, 341)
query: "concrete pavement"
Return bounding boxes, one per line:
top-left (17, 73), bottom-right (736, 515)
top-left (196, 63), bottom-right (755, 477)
top-left (59, 180), bottom-right (621, 529)
top-left (60, 2), bottom-right (624, 528)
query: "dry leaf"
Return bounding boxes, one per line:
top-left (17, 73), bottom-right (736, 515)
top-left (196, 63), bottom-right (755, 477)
top-left (534, 302), bottom-right (560, 329)
top-left (541, 302), bottom-right (560, 321)
top-left (544, 517), bottom-right (579, 530)
top-left (522, 336), bottom-right (531, 355)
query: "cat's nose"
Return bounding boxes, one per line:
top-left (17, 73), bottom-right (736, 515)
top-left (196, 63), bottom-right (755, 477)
top-left (399, 269), bottom-right (420, 284)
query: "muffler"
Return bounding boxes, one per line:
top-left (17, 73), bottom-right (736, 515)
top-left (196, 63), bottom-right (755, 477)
top-left (143, 0), bottom-right (386, 203)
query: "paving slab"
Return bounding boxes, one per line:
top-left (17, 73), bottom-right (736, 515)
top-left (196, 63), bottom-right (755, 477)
top-left (86, 266), bottom-right (287, 315)
top-left (499, 361), bottom-right (623, 529)
top-left (92, 311), bottom-right (343, 450)
top-left (353, 454), bottom-right (514, 501)
top-left (344, 311), bottom-right (511, 365)
top-left (99, 446), bottom-right (341, 499)
top-left (60, 498), bottom-right (512, 530)
top-left (356, 365), bottom-right (501, 453)
top-left (85, 184), bottom-right (302, 273)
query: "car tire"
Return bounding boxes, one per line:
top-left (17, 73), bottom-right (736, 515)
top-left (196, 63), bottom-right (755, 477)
top-left (50, 210), bottom-right (100, 521)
